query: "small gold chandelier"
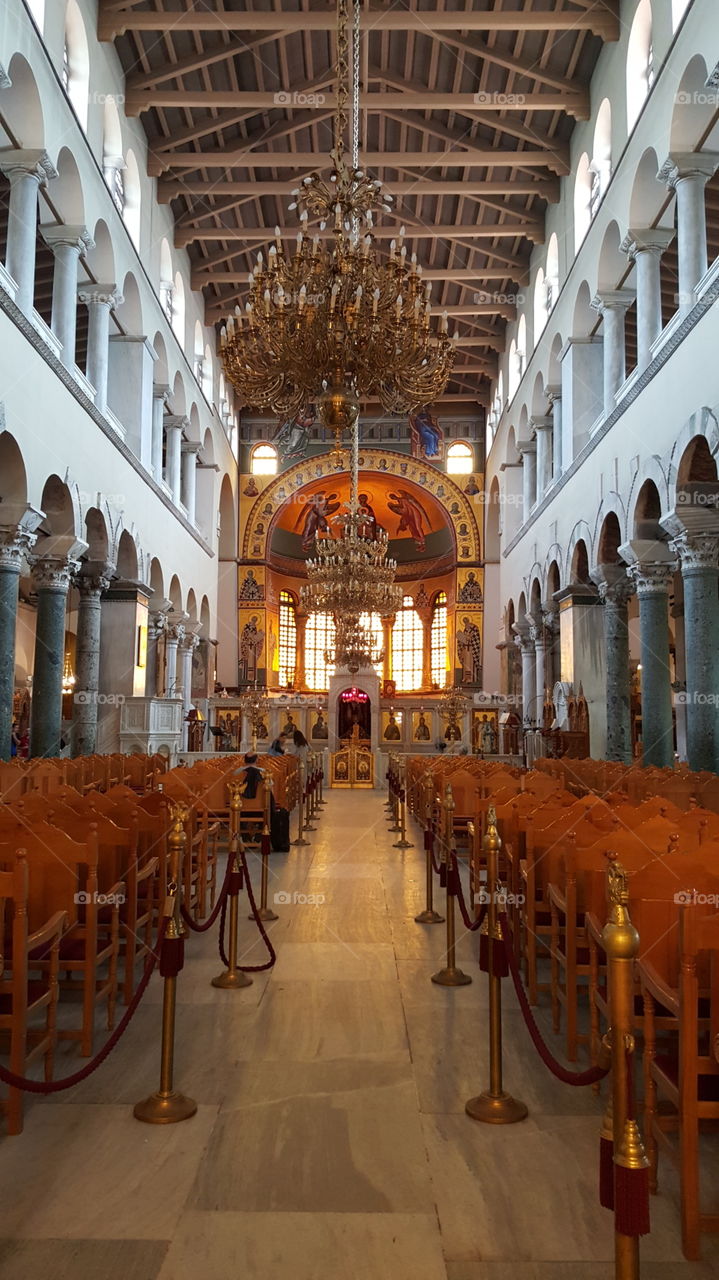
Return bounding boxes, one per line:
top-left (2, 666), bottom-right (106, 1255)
top-left (324, 617), bottom-right (384, 676)
top-left (440, 686), bottom-right (470, 732)
top-left (238, 683), bottom-right (270, 750)
top-left (219, 0), bottom-right (455, 419)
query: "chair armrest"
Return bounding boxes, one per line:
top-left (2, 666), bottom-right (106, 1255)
top-left (28, 910), bottom-right (68, 950)
top-left (548, 882), bottom-right (566, 913)
top-left (637, 958), bottom-right (679, 1015)
top-left (136, 857), bottom-right (159, 886)
top-left (585, 911), bottom-right (604, 947)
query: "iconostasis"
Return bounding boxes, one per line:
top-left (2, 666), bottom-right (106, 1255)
top-left (237, 438), bottom-right (484, 699)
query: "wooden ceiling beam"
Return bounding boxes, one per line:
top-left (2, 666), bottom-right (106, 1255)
top-left (176, 221), bottom-right (543, 248)
top-left (125, 32), bottom-right (282, 92)
top-left (151, 148), bottom-right (565, 171)
top-left (161, 177), bottom-right (559, 202)
top-left (125, 88), bottom-right (587, 117)
top-left (99, 7), bottom-right (620, 40)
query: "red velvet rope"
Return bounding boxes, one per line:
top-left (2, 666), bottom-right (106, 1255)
top-left (180, 855), bottom-right (234, 933)
top-left (218, 846), bottom-right (277, 973)
top-left (499, 911), bottom-right (610, 1087)
top-left (450, 852), bottom-right (486, 933)
top-left (0, 918), bottom-right (167, 1094)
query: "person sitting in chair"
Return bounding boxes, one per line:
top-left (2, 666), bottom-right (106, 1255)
top-left (238, 752), bottom-right (265, 800)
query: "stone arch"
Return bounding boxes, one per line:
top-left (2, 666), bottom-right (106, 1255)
top-left (64, 0), bottom-right (90, 131)
top-left (116, 528), bottom-right (139, 580)
top-left (592, 98), bottom-right (612, 200)
top-left (168, 574), bottom-right (183, 612)
top-left (152, 330), bottom-right (168, 385)
top-left (574, 152), bottom-right (593, 251)
top-left (565, 523), bottom-right (594, 584)
top-left (148, 557), bottom-right (165, 604)
top-left (0, 432), bottom-right (28, 506)
top-left (52, 147), bottom-right (85, 224)
top-left (84, 506), bottom-right (111, 563)
top-left (626, 455), bottom-right (671, 526)
top-left (596, 220), bottom-right (626, 293)
top-left (667, 408), bottom-right (719, 498)
top-left (573, 281), bottom-right (595, 338)
top-left (116, 270), bottom-right (143, 335)
top-left (199, 595), bottom-right (211, 638)
top-left (594, 495), bottom-right (628, 555)
top-left (86, 218), bottom-right (115, 284)
top-left (186, 587), bottom-right (198, 624)
top-left (505, 425), bottom-right (521, 463)
top-left (39, 474), bottom-right (80, 537)
top-left (485, 476), bottom-right (500, 560)
top-left (218, 474), bottom-right (236, 559)
top-left (530, 370), bottom-right (545, 416)
top-left (170, 370), bottom-right (187, 416)
top-left (670, 55), bottom-right (713, 152)
top-left (545, 556), bottom-right (561, 601)
top-left (547, 330), bottom-right (564, 385)
top-left (629, 147), bottom-right (665, 228)
top-left (4, 56), bottom-right (45, 148)
top-left (596, 509), bottom-right (624, 564)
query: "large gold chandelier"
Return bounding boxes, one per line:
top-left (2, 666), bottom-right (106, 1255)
top-left (219, 0), bottom-right (455, 418)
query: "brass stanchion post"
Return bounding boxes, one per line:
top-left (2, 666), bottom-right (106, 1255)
top-left (416, 772), bottom-right (444, 924)
top-left (304, 754), bottom-right (317, 831)
top-left (432, 784), bottom-right (472, 986)
top-left (134, 804), bottom-right (198, 1123)
top-left (393, 758), bottom-right (413, 849)
top-left (293, 760), bottom-right (310, 846)
top-left (212, 783), bottom-right (253, 989)
top-left (252, 775), bottom-right (279, 921)
top-left (388, 753), bottom-right (402, 831)
top-left (603, 859), bottom-right (642, 1280)
top-left (316, 750), bottom-right (326, 807)
top-left (466, 807), bottom-right (527, 1122)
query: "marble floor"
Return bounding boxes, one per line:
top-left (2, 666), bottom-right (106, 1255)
top-left (1, 789), bottom-right (718, 1279)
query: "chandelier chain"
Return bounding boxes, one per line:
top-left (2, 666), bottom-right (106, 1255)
top-left (352, 0), bottom-right (360, 170)
top-left (335, 0), bottom-right (349, 157)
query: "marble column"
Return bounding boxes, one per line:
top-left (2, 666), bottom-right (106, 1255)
top-left (29, 539), bottom-right (87, 758)
top-left (181, 441), bottom-right (201, 523)
top-left (180, 632), bottom-right (199, 744)
top-left (41, 225), bottom-right (93, 368)
top-left (77, 284), bottom-right (122, 413)
top-left (659, 153), bottom-right (719, 308)
top-left (546, 385), bottom-right (562, 483)
top-left (381, 614), bottom-right (394, 686)
top-left (72, 561), bottom-right (114, 756)
top-left (625, 560), bottom-right (676, 768)
top-left (164, 416), bottom-right (186, 506)
top-left (592, 564), bottom-right (635, 765)
top-left (591, 290), bottom-right (635, 416)
top-left (295, 608), bottom-right (308, 689)
top-left (151, 384), bottom-right (170, 483)
top-left (531, 416), bottom-right (554, 501)
top-left (514, 628), bottom-right (536, 727)
top-left (668, 530), bottom-right (719, 772)
top-left (518, 440), bottom-right (537, 520)
top-left (145, 610), bottom-right (165, 698)
top-left (620, 227), bottom-right (675, 369)
top-left (0, 515), bottom-right (42, 760)
top-left (529, 618), bottom-right (548, 726)
top-left (0, 150), bottom-right (57, 316)
top-left (165, 623), bottom-right (184, 696)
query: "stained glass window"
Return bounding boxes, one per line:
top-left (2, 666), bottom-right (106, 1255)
top-left (278, 591), bottom-right (296, 687)
top-left (305, 612), bottom-right (335, 692)
top-left (431, 592), bottom-right (448, 688)
top-left (392, 596), bottom-right (423, 691)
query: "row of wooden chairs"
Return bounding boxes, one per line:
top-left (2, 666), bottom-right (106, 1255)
top-left (0, 753), bottom-right (232, 1136)
top-left (408, 753), bottom-right (719, 1259)
top-left (0, 753), bottom-right (168, 805)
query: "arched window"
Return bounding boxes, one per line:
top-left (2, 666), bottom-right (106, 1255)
top-left (430, 592), bottom-right (448, 688)
top-left (64, 1), bottom-right (90, 131)
top-left (171, 270), bottom-right (185, 346)
top-left (123, 149), bottom-right (141, 248)
top-left (278, 591), bottom-right (297, 687)
top-left (591, 99), bottom-right (612, 215)
top-left (574, 153), bottom-right (592, 251)
top-left (305, 612), bottom-right (335, 691)
top-left (27, 0), bottom-right (45, 29)
top-left (626, 0), bottom-right (653, 132)
top-left (507, 338), bottom-right (519, 401)
top-left (250, 442), bottom-right (278, 476)
top-left (545, 233), bottom-right (559, 314)
top-left (447, 441), bottom-right (473, 475)
top-left (672, 0), bottom-right (690, 29)
top-left (359, 611), bottom-right (383, 675)
top-left (392, 596), bottom-right (423, 691)
top-left (533, 267), bottom-right (547, 342)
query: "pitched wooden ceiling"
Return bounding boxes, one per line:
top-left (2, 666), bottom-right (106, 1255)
top-left (101, 1), bottom-right (618, 406)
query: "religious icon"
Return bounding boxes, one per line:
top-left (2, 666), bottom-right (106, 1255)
top-left (464, 475), bottom-right (480, 496)
top-left (239, 568), bottom-right (263, 601)
top-left (457, 616), bottom-right (482, 685)
top-left (382, 709), bottom-right (403, 741)
top-left (412, 710), bottom-right (432, 742)
top-left (282, 711), bottom-right (298, 737)
top-left (472, 709), bottom-right (499, 755)
top-left (239, 615), bottom-right (264, 683)
top-left (243, 477), bottom-right (259, 497)
top-left (458, 571), bottom-right (483, 605)
top-left (357, 491), bottom-right (381, 539)
top-left (387, 489), bottom-right (431, 552)
top-left (443, 717), bottom-right (462, 742)
top-left (409, 406), bottom-right (444, 460)
top-left (311, 710), bottom-right (329, 740)
top-left (294, 491), bottom-right (341, 550)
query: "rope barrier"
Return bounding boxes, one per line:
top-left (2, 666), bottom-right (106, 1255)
top-left (180, 856), bottom-right (234, 933)
top-left (450, 852), bottom-right (486, 933)
top-left (219, 844), bottom-right (276, 973)
top-left (499, 910), bottom-right (610, 1087)
top-left (0, 919), bottom-right (167, 1094)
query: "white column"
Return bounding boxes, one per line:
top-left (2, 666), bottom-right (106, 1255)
top-left (530, 619), bottom-right (548, 727)
top-left (518, 439), bottom-right (537, 520)
top-left (164, 415), bottom-right (186, 506)
top-left (546, 384), bottom-right (562, 483)
top-left (181, 441), bottom-right (202, 523)
top-left (514, 629), bottom-right (536, 728)
top-left (0, 150), bottom-right (57, 316)
top-left (41, 225), bottom-right (94, 368)
top-left (659, 153), bottom-right (719, 308)
top-left (165, 623), bottom-right (184, 696)
top-left (621, 227), bottom-right (675, 369)
top-left (591, 290), bottom-right (635, 416)
top-left (77, 284), bottom-right (122, 413)
top-left (531, 415), bottom-right (553, 501)
top-left (180, 632), bottom-right (199, 745)
top-left (152, 384), bottom-right (170, 482)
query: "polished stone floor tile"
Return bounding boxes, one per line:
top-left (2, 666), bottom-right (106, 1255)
top-left (0, 1105), bottom-right (217, 1239)
top-left (0, 1239), bottom-right (169, 1280)
top-left (270, 940), bottom-right (397, 981)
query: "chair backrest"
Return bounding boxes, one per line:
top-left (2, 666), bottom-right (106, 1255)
top-left (0, 822), bottom-right (99, 931)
